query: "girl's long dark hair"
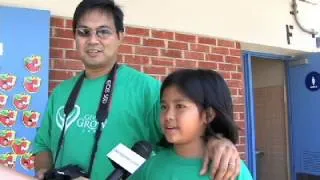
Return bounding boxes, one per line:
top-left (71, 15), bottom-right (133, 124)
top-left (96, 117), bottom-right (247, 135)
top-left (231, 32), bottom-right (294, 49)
top-left (158, 69), bottom-right (238, 147)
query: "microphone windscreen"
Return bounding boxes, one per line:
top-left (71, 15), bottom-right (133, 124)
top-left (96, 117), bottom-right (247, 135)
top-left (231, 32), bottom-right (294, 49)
top-left (131, 141), bottom-right (152, 159)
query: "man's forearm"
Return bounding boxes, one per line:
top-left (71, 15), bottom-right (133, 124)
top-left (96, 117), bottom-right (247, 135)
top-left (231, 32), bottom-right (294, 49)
top-left (35, 151), bottom-right (53, 171)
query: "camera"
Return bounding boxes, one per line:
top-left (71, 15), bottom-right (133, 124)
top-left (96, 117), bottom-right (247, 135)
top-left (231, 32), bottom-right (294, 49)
top-left (43, 165), bottom-right (89, 180)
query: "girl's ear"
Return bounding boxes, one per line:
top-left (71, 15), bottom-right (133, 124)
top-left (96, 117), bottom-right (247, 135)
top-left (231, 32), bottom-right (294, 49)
top-left (204, 108), bottom-right (216, 124)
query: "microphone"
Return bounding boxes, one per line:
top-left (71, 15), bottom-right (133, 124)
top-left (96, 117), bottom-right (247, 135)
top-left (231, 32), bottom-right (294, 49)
top-left (106, 141), bottom-right (152, 180)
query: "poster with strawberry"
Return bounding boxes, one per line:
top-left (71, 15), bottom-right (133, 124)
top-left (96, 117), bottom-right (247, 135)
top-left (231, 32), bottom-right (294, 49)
top-left (22, 111), bottom-right (40, 128)
top-left (0, 74), bottom-right (17, 91)
top-left (13, 94), bottom-right (31, 111)
top-left (0, 110), bottom-right (18, 127)
top-left (11, 138), bottom-right (31, 156)
top-left (20, 152), bottom-right (35, 170)
top-left (0, 130), bottom-right (16, 147)
top-left (24, 76), bottom-right (41, 93)
top-left (0, 94), bottom-right (8, 109)
top-left (0, 153), bottom-right (17, 168)
top-left (24, 55), bottom-right (42, 73)
top-left (0, 8), bottom-right (50, 177)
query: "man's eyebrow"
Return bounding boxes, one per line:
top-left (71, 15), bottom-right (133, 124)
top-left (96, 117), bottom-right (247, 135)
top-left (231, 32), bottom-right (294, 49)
top-left (76, 25), bottom-right (112, 29)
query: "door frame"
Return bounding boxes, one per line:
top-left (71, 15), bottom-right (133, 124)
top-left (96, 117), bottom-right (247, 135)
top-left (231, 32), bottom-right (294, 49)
top-left (243, 51), bottom-right (293, 180)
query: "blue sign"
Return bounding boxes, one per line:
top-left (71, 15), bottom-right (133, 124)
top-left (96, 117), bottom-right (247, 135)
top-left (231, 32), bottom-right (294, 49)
top-left (305, 71), bottom-right (320, 91)
top-left (0, 7), bottom-right (49, 176)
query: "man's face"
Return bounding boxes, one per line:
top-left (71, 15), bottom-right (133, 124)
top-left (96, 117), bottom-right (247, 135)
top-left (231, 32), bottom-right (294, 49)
top-left (75, 9), bottom-right (123, 70)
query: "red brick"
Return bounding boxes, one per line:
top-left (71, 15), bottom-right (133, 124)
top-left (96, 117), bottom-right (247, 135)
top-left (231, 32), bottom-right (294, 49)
top-left (238, 120), bottom-right (245, 128)
top-left (135, 47), bottom-right (159, 56)
top-left (239, 136), bottom-right (246, 145)
top-left (124, 55), bottom-right (149, 64)
top-left (233, 113), bottom-right (240, 120)
top-left (184, 51), bottom-right (204, 60)
top-left (217, 39), bottom-right (235, 48)
top-left (50, 49), bottom-right (63, 59)
top-left (53, 59), bottom-right (84, 70)
top-left (236, 120), bottom-right (245, 128)
top-left (50, 69), bottom-right (75, 81)
top-left (227, 80), bottom-right (243, 88)
top-left (176, 60), bottom-right (196, 68)
top-left (231, 72), bottom-right (243, 80)
top-left (51, 17), bottom-right (64, 28)
top-left (238, 88), bottom-right (244, 96)
top-left (143, 66), bottom-right (166, 75)
top-left (205, 54), bottom-right (224, 62)
top-left (123, 36), bottom-right (141, 45)
top-left (225, 56), bottom-right (242, 64)
top-left (229, 49), bottom-right (241, 56)
top-left (151, 57), bottom-right (174, 66)
top-left (175, 33), bottom-right (196, 43)
top-left (233, 112), bottom-right (242, 121)
top-left (65, 19), bottom-right (73, 29)
top-left (117, 54), bottom-right (124, 63)
top-left (168, 41), bottom-right (188, 50)
top-left (167, 67), bottom-right (185, 74)
top-left (51, 38), bottom-right (75, 49)
top-left (161, 49), bottom-right (182, 58)
top-left (198, 37), bottom-right (216, 45)
top-left (211, 47), bottom-right (229, 55)
top-left (234, 104), bottom-right (245, 113)
top-left (143, 38), bottom-right (165, 47)
top-left (218, 63), bottom-right (237, 71)
top-left (151, 30), bottom-right (174, 40)
top-left (230, 88), bottom-right (238, 95)
top-left (238, 128), bottom-right (246, 137)
top-left (119, 44), bottom-right (133, 54)
top-left (65, 50), bottom-right (80, 60)
top-left (49, 81), bottom-right (62, 91)
top-left (233, 97), bottom-right (245, 104)
top-left (220, 71), bottom-right (231, 79)
top-left (126, 27), bottom-right (150, 36)
top-left (236, 144), bottom-right (245, 153)
top-left (236, 42), bottom-right (241, 49)
top-left (239, 112), bottom-right (245, 120)
top-left (53, 28), bottom-right (74, 39)
top-left (198, 62), bottom-right (218, 69)
top-left (190, 44), bottom-right (210, 53)
top-left (237, 65), bottom-right (243, 72)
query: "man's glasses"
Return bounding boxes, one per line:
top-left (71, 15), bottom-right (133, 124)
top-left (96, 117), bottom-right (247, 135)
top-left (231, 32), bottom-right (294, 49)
top-left (75, 27), bottom-right (114, 39)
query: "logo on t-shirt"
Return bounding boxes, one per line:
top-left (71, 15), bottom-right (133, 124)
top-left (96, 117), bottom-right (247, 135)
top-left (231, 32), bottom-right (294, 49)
top-left (56, 105), bottom-right (80, 132)
top-left (56, 105), bottom-right (106, 134)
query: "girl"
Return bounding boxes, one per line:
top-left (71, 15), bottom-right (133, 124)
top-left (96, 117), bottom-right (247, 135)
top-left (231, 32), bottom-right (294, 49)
top-left (130, 69), bottom-right (253, 180)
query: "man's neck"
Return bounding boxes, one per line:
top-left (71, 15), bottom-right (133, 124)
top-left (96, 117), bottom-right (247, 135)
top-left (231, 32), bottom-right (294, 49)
top-left (85, 63), bottom-right (115, 79)
top-left (174, 139), bottom-right (205, 158)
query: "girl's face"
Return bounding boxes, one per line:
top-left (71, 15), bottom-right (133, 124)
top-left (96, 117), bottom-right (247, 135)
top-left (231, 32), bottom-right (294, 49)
top-left (160, 85), bottom-right (207, 145)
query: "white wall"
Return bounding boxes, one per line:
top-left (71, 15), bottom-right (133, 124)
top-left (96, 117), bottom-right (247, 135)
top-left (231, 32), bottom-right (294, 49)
top-left (1, 0), bottom-right (319, 55)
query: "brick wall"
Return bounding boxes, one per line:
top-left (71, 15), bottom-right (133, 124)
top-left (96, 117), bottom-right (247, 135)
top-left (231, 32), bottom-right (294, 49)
top-left (50, 17), bottom-right (247, 158)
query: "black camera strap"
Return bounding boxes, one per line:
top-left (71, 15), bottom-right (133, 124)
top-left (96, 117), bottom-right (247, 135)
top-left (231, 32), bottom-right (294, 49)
top-left (54, 64), bottom-right (119, 177)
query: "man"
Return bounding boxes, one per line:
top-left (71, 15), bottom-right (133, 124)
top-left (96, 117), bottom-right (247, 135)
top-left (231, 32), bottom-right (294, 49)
top-left (34, 0), bottom-right (241, 179)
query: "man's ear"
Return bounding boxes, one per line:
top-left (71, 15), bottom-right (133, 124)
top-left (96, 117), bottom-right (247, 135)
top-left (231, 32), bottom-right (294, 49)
top-left (205, 108), bottom-right (216, 124)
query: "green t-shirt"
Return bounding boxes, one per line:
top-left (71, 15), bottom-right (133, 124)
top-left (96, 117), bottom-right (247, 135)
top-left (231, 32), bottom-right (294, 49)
top-left (130, 148), bottom-right (253, 180)
top-left (34, 65), bottom-right (162, 180)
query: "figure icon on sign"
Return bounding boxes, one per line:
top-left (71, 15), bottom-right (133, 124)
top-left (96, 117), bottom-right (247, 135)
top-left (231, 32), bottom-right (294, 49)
top-left (305, 71), bottom-right (320, 91)
top-left (310, 76), bottom-right (318, 89)
top-left (312, 76), bottom-right (316, 86)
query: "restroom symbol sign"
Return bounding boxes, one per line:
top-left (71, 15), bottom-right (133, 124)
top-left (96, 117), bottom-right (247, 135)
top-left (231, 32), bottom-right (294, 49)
top-left (305, 71), bottom-right (320, 91)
